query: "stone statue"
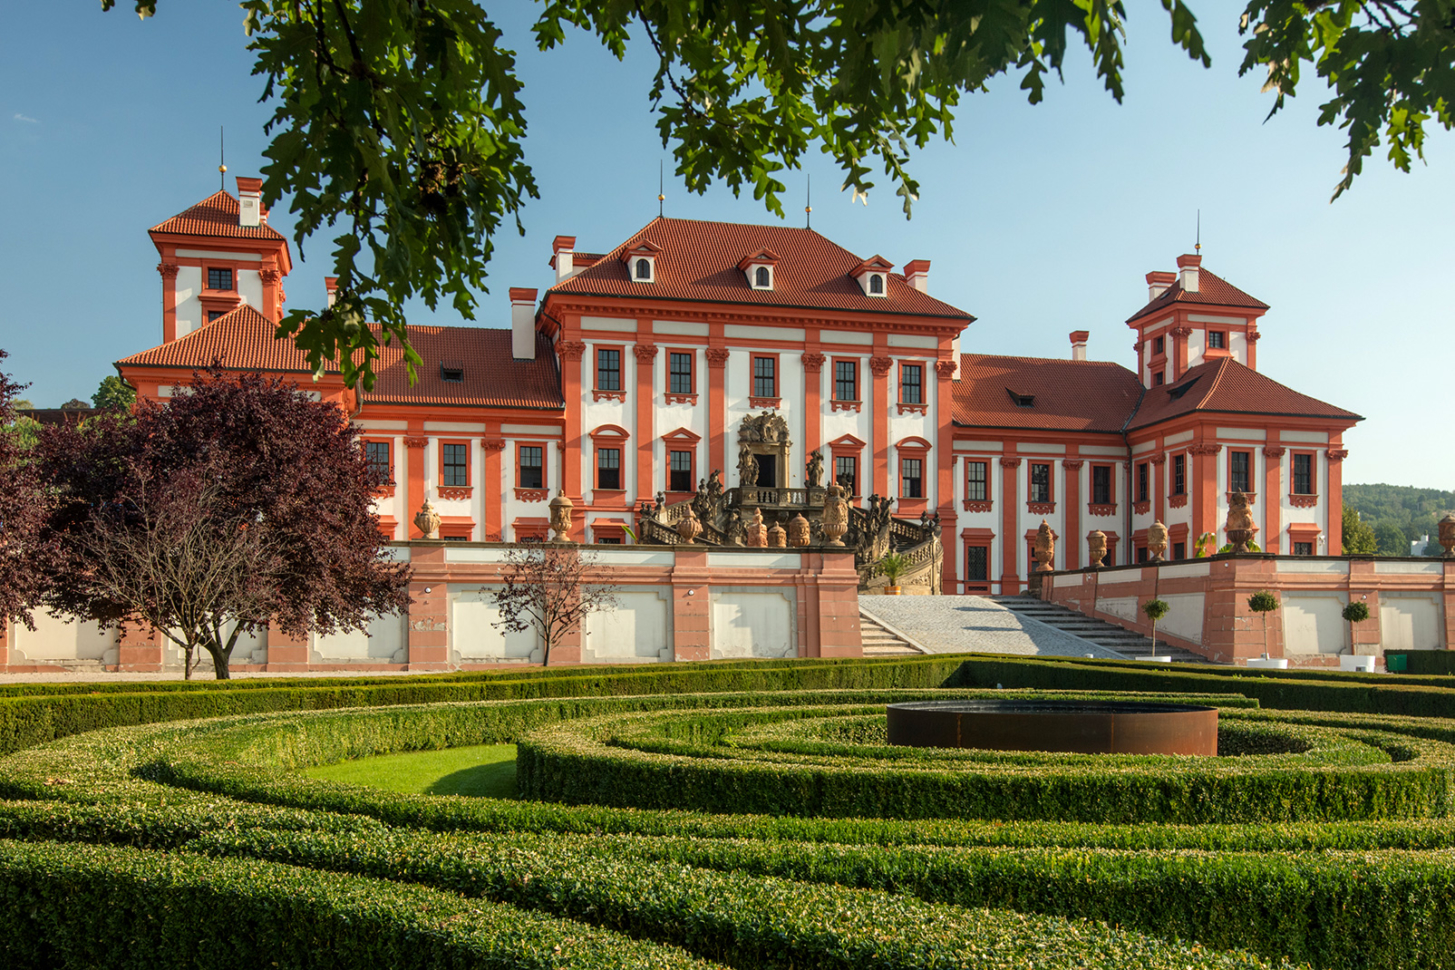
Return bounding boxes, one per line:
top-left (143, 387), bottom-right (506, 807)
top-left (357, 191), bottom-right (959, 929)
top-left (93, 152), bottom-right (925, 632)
top-left (692, 469), bottom-right (726, 524)
top-left (744, 507), bottom-right (768, 547)
top-left (739, 410), bottom-right (790, 446)
top-left (1225, 491), bottom-right (1256, 554)
top-left (414, 499), bottom-right (441, 540)
top-left (835, 471), bottom-right (855, 493)
top-left (737, 444), bottom-right (759, 488)
top-left (822, 482), bottom-right (848, 547)
top-left (654, 491), bottom-right (665, 515)
top-left (1147, 521), bottom-right (1169, 562)
top-left (1087, 530), bottom-right (1107, 569)
top-left (724, 508), bottom-right (745, 546)
top-left (548, 490), bottom-right (574, 543)
top-left (805, 449), bottom-right (824, 488)
top-left (788, 511), bottom-right (811, 547)
top-left (1439, 513), bottom-right (1455, 558)
top-left (1033, 519), bottom-right (1055, 572)
top-left (676, 505), bottom-right (703, 544)
top-left (767, 514), bottom-right (787, 548)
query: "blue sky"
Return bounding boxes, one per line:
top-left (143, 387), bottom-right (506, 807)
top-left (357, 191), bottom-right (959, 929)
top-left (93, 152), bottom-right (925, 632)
top-left (1, 2), bottom-right (1448, 489)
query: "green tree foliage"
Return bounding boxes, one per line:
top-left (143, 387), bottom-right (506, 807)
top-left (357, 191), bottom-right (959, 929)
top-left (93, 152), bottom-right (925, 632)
top-left (1340, 506), bottom-right (1379, 555)
top-left (1344, 483), bottom-right (1453, 551)
top-left (91, 376), bottom-right (136, 412)
top-left (101, 0), bottom-right (1455, 389)
top-left (1374, 522), bottom-right (1412, 557)
top-left (1142, 598), bottom-right (1171, 651)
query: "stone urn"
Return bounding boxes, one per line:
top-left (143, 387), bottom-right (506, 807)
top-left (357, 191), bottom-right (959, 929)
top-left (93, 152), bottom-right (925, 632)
top-left (1225, 491), bottom-right (1256, 554)
top-left (548, 490), bottom-right (575, 543)
top-left (744, 507), bottom-right (768, 548)
top-left (1440, 513), bottom-right (1455, 558)
top-left (787, 511), bottom-right (811, 547)
top-left (676, 506), bottom-right (703, 544)
top-left (1147, 521), bottom-right (1169, 562)
top-left (1087, 530), bottom-right (1107, 569)
top-left (821, 482), bottom-right (848, 547)
top-left (1033, 519), bottom-right (1055, 573)
top-left (767, 515), bottom-right (787, 548)
top-left (414, 499), bottom-right (441, 540)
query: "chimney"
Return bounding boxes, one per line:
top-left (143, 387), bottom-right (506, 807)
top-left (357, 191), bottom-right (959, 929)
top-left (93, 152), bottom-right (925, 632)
top-left (510, 287), bottom-right (538, 360)
top-left (1069, 331), bottom-right (1089, 362)
top-left (1145, 271), bottom-right (1176, 301)
top-left (552, 235), bottom-right (576, 282)
top-left (903, 259), bottom-right (930, 293)
top-left (324, 276), bottom-right (338, 309)
top-left (1176, 254), bottom-right (1201, 293)
top-left (236, 177), bottom-right (262, 228)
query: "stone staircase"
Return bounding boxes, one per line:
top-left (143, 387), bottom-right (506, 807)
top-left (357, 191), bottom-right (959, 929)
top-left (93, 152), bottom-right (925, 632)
top-left (858, 608), bottom-right (928, 657)
top-left (986, 596), bottom-right (1213, 664)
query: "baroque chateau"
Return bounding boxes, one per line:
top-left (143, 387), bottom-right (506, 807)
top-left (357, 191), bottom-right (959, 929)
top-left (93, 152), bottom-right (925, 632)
top-left (119, 178), bottom-right (1361, 597)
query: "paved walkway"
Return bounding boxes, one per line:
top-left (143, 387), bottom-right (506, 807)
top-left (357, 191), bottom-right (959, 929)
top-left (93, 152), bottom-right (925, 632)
top-left (859, 595), bottom-right (1127, 659)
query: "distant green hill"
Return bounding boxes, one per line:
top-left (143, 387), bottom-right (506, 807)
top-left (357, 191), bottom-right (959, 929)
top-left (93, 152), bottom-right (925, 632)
top-left (1343, 483), bottom-right (1453, 553)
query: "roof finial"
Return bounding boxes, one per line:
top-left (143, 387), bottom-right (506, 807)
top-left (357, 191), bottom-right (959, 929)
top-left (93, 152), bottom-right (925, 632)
top-left (1195, 209), bottom-right (1201, 254)
top-left (219, 126), bottom-right (227, 191)
top-left (805, 174), bottom-right (812, 229)
top-left (657, 160), bottom-right (665, 217)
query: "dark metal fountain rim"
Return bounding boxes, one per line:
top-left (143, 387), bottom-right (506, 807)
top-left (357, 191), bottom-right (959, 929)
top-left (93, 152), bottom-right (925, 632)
top-left (887, 699), bottom-right (1217, 715)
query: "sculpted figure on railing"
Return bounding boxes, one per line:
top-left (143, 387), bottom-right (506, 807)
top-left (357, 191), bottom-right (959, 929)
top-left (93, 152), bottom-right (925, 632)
top-left (805, 449), bottom-right (824, 488)
top-left (737, 445), bottom-right (759, 488)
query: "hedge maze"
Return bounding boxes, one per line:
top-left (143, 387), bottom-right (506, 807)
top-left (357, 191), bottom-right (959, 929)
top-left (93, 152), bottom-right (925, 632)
top-left (2, 654), bottom-right (1454, 969)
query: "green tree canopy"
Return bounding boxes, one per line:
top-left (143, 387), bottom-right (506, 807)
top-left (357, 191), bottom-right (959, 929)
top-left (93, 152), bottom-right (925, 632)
top-left (104, 0), bottom-right (1455, 388)
top-left (1340, 505), bottom-right (1378, 555)
top-left (1373, 521), bottom-right (1411, 557)
top-left (92, 376), bottom-right (136, 412)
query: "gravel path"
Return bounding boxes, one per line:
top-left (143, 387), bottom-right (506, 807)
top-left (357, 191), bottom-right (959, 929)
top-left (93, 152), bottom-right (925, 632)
top-left (860, 595), bottom-right (1127, 659)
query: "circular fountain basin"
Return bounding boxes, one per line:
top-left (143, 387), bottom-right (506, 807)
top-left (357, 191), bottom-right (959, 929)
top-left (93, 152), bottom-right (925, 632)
top-left (886, 699), bottom-right (1218, 756)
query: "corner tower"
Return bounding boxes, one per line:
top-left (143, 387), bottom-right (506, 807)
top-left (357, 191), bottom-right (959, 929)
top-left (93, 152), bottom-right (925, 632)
top-left (149, 176), bottom-right (292, 342)
top-left (1125, 254), bottom-right (1269, 388)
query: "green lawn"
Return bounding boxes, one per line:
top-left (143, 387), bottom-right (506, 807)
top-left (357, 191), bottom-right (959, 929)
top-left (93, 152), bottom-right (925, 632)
top-left (304, 744), bottom-right (518, 798)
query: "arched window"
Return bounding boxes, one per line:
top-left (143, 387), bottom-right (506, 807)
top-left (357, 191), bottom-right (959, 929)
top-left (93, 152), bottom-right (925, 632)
top-left (754, 266), bottom-right (770, 288)
top-left (869, 274), bottom-right (884, 294)
top-left (635, 258), bottom-right (652, 280)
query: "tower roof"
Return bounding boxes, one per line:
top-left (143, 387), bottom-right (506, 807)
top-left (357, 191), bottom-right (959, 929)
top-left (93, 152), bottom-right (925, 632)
top-left (547, 217), bottom-right (973, 320)
top-left (1125, 357), bottom-right (1361, 430)
top-left (150, 190), bottom-right (287, 242)
top-left (1126, 266), bottom-right (1268, 322)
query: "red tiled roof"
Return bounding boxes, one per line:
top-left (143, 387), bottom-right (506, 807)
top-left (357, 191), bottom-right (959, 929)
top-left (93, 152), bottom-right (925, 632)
top-left (1127, 267), bottom-right (1268, 322)
top-left (150, 190), bottom-right (287, 242)
top-left (1126, 357), bottom-right (1361, 430)
top-left (953, 354), bottom-right (1144, 433)
top-left (117, 306), bottom-right (563, 411)
top-left (548, 217), bottom-right (973, 319)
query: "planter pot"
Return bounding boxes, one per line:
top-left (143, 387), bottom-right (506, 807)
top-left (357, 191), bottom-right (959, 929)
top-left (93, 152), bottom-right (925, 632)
top-left (1137, 655), bottom-right (1173, 663)
top-left (1245, 657), bottom-right (1289, 670)
top-left (1340, 654), bottom-right (1379, 673)
top-left (885, 585), bottom-right (902, 596)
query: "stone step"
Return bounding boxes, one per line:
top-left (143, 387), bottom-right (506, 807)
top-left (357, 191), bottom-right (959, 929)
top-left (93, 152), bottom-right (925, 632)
top-left (986, 595), bottom-right (1212, 664)
top-left (857, 609), bottom-right (926, 657)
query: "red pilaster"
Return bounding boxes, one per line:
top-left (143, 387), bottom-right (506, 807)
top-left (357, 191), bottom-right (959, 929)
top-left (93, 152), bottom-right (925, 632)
top-left (1327, 442), bottom-right (1348, 554)
top-left (706, 345), bottom-right (729, 480)
top-left (1151, 452), bottom-right (1166, 524)
top-left (482, 434), bottom-right (505, 541)
top-left (265, 623), bottom-right (309, 671)
top-left (1000, 457), bottom-right (1021, 593)
top-left (558, 337), bottom-right (587, 519)
top-left (670, 546), bottom-right (712, 661)
top-left (634, 340), bottom-right (658, 504)
top-left (406, 543), bottom-right (450, 670)
top-left (118, 623), bottom-right (163, 671)
top-left (935, 357), bottom-right (958, 589)
top-left (405, 427), bottom-right (427, 537)
top-left (157, 259), bottom-right (179, 343)
top-left (1247, 329), bottom-right (1260, 371)
top-left (1172, 325), bottom-right (1192, 381)
top-left (259, 261), bottom-right (282, 322)
top-left (1191, 442), bottom-right (1219, 545)
top-left (802, 350), bottom-right (825, 461)
top-left (870, 352), bottom-right (892, 498)
top-left (1063, 458), bottom-right (1083, 570)
top-left (1263, 439), bottom-right (1284, 554)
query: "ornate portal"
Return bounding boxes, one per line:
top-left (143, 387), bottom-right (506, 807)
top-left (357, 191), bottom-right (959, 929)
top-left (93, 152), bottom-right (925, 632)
top-left (737, 411), bottom-right (792, 488)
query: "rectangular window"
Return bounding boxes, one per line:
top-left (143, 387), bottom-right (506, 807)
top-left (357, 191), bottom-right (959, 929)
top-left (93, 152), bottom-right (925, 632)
top-left (596, 447), bottom-right (621, 490)
top-left (1172, 541), bottom-right (1186, 561)
top-left (207, 267), bottom-right (233, 290)
top-left (1029, 463), bottom-right (1051, 504)
top-left (1137, 545), bottom-right (1150, 564)
top-left (834, 456), bottom-right (858, 495)
top-left (1137, 462), bottom-right (1149, 503)
top-left (1152, 336), bottom-right (1165, 355)
top-left (1294, 542), bottom-right (1314, 556)
top-left (752, 356), bottom-right (777, 398)
top-left (1230, 450), bottom-right (1250, 493)
top-left (669, 450), bottom-right (693, 492)
top-left (519, 446), bottom-right (543, 489)
top-left (900, 458), bottom-right (923, 499)
top-left (900, 364), bottom-right (923, 405)
top-left (364, 441), bottom-right (392, 483)
top-left (206, 310), bottom-right (226, 323)
top-left (1208, 331), bottom-right (1226, 350)
top-left (1292, 453), bottom-right (1313, 495)
top-left (442, 443), bottom-right (468, 487)
top-left (598, 537), bottom-right (622, 544)
top-left (1153, 372), bottom-right (1165, 386)
top-left (965, 460), bottom-right (988, 502)
top-left (596, 348), bottom-right (621, 391)
top-left (1173, 455), bottom-right (1186, 495)
top-left (669, 352), bottom-right (693, 394)
top-left (965, 545), bottom-right (989, 583)
top-left (1092, 465), bottom-right (1112, 505)
top-left (834, 360), bottom-right (858, 401)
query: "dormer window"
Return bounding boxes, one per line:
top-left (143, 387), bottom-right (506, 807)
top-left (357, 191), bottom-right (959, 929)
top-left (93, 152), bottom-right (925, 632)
top-left (851, 256), bottom-right (894, 297)
top-left (1007, 388), bottom-right (1035, 408)
top-left (622, 240), bottom-right (662, 284)
top-left (440, 362), bottom-right (464, 383)
top-left (635, 258), bottom-right (653, 281)
top-left (738, 248), bottom-right (779, 291)
top-left (755, 266), bottom-right (771, 288)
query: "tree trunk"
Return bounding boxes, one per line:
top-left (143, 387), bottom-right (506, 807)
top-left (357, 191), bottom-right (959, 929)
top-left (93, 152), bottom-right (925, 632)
top-left (204, 641), bottom-right (233, 680)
